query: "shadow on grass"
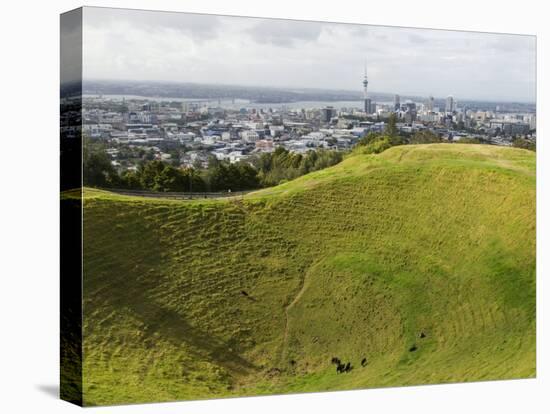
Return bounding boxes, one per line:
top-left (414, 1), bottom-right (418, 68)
top-left (84, 207), bottom-right (258, 378)
top-left (132, 293), bottom-right (258, 376)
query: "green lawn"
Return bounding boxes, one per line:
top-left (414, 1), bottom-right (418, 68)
top-left (78, 144), bottom-right (536, 405)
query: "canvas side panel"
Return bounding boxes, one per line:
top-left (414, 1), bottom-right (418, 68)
top-left (60, 7), bottom-right (83, 406)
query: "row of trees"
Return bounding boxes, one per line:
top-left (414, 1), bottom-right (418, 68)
top-left (121, 162), bottom-right (208, 192)
top-left (83, 113), bottom-right (535, 192)
top-left (83, 144), bottom-right (344, 193)
top-left (512, 137), bottom-right (536, 151)
top-left (356, 113), bottom-right (404, 154)
top-left (355, 113), bottom-right (511, 154)
top-left (83, 145), bottom-right (120, 188)
top-left (253, 147), bottom-right (343, 187)
top-left (114, 160), bottom-right (263, 192)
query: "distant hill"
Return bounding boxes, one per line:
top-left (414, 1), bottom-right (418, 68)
top-left (80, 80), bottom-right (536, 109)
top-left (79, 144), bottom-right (536, 405)
top-left (83, 79), bottom-right (365, 102)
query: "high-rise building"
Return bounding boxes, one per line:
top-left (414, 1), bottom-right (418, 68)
top-left (426, 96), bottom-right (434, 112)
top-left (321, 106), bottom-right (336, 123)
top-left (394, 94), bottom-right (400, 111)
top-left (445, 95), bottom-right (455, 113)
top-left (403, 101), bottom-right (417, 122)
top-left (364, 98), bottom-right (373, 114)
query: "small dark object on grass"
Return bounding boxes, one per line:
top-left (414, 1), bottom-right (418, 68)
top-left (409, 345), bottom-right (418, 352)
top-left (331, 357), bottom-right (341, 365)
top-left (420, 332), bottom-right (426, 339)
top-left (361, 357), bottom-right (368, 367)
top-left (240, 290), bottom-right (257, 301)
top-left (290, 359), bottom-right (296, 366)
top-left (336, 360), bottom-right (353, 373)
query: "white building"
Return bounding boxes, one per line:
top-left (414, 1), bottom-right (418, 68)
top-left (240, 130), bottom-right (260, 142)
top-left (269, 125), bottom-right (285, 137)
top-left (202, 135), bottom-right (220, 145)
top-left (305, 132), bottom-right (326, 141)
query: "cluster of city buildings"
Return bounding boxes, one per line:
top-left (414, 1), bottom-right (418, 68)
top-left (361, 64), bottom-right (536, 144)
top-left (82, 67), bottom-right (536, 172)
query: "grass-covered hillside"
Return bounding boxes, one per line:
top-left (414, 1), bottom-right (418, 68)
top-left (81, 144), bottom-right (536, 406)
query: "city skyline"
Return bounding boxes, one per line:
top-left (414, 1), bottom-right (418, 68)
top-left (81, 77), bottom-right (532, 106)
top-left (80, 7), bottom-right (536, 103)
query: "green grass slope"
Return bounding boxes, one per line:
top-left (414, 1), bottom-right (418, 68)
top-left (80, 144), bottom-right (536, 405)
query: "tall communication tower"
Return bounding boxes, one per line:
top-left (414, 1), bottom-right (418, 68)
top-left (363, 61), bottom-right (372, 113)
top-left (363, 61), bottom-right (369, 99)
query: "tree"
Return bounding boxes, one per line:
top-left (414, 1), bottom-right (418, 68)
top-left (312, 149), bottom-right (343, 170)
top-left (253, 152), bottom-right (273, 174)
top-left (512, 137), bottom-right (536, 151)
top-left (410, 130), bottom-right (442, 144)
top-left (167, 149), bottom-right (182, 167)
top-left (156, 164), bottom-right (184, 192)
top-left (181, 168), bottom-right (207, 192)
top-left (385, 113), bottom-right (399, 140)
top-left (299, 151), bottom-right (317, 174)
top-left (128, 160), bottom-right (208, 192)
top-left (120, 170), bottom-right (141, 189)
top-left (139, 160), bottom-right (165, 190)
top-left (252, 147), bottom-right (343, 187)
top-left (208, 163), bottom-right (231, 191)
top-left (143, 149), bottom-right (156, 161)
top-left (235, 163), bottom-right (260, 190)
top-left (83, 148), bottom-right (119, 187)
top-left (207, 155), bottom-right (221, 169)
top-left (118, 148), bottom-right (343, 193)
top-left (192, 158), bottom-right (204, 171)
top-left (361, 137), bottom-right (392, 154)
top-left (358, 131), bottom-right (381, 146)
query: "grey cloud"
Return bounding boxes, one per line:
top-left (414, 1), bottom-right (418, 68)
top-left (247, 19), bottom-right (323, 47)
top-left (490, 34), bottom-right (535, 53)
top-left (82, 9), bottom-right (536, 102)
top-left (341, 25), bottom-right (371, 38)
top-left (84, 7), bottom-right (221, 40)
top-left (408, 33), bottom-right (428, 44)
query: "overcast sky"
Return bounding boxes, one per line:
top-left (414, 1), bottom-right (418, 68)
top-left (82, 7), bottom-right (536, 102)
